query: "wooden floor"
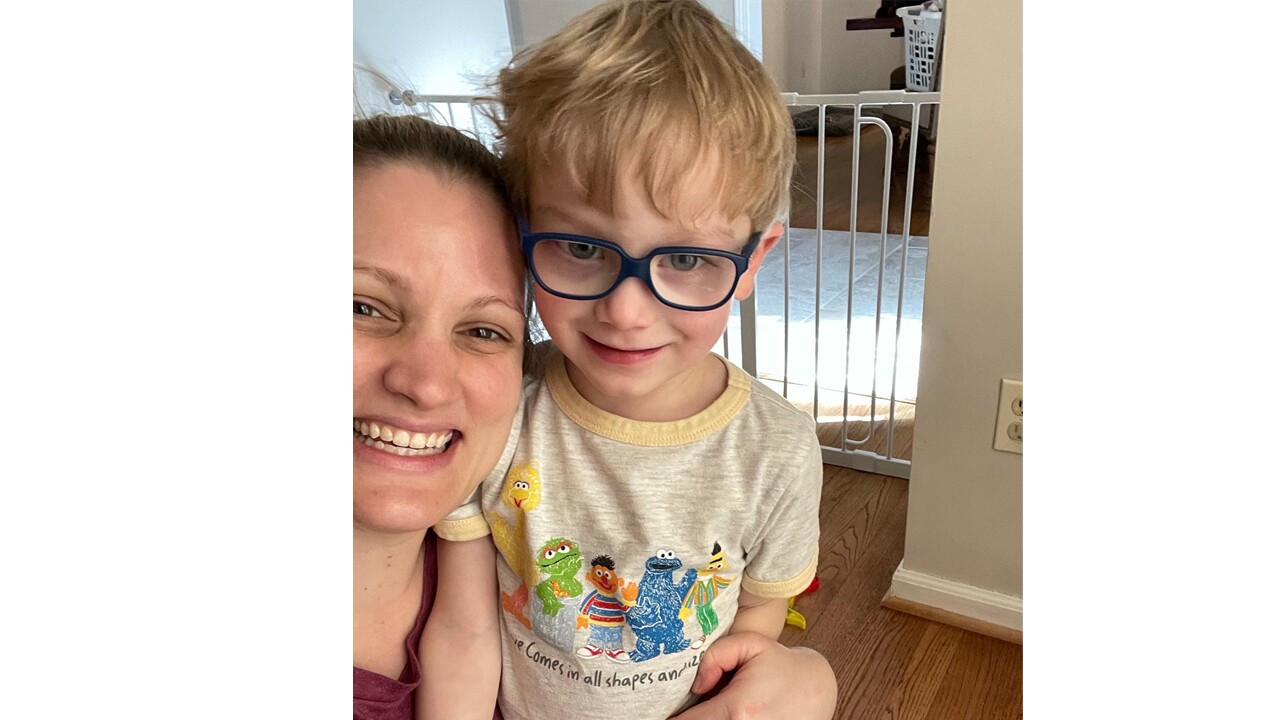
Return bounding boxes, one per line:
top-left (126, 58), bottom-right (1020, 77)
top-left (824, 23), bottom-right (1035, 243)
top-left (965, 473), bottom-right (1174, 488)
top-left (789, 128), bottom-right (934, 237)
top-left (780, 465), bottom-right (1023, 719)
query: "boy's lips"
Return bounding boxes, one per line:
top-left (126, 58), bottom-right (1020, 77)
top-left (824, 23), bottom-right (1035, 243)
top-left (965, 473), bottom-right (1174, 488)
top-left (582, 334), bottom-right (666, 365)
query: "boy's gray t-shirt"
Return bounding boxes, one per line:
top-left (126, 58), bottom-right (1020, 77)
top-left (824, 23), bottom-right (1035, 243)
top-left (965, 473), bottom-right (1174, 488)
top-left (439, 351), bottom-right (822, 720)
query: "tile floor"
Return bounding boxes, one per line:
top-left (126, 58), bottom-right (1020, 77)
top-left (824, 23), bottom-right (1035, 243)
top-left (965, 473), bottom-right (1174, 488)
top-left (725, 226), bottom-right (929, 403)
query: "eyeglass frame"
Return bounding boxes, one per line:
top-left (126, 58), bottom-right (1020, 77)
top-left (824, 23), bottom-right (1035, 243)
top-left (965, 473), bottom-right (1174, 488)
top-left (518, 217), bottom-right (763, 312)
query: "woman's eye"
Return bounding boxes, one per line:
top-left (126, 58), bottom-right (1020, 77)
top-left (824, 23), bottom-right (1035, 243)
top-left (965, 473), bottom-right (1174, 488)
top-left (469, 327), bottom-right (508, 342)
top-left (566, 242), bottom-right (598, 260)
top-left (354, 300), bottom-right (383, 318)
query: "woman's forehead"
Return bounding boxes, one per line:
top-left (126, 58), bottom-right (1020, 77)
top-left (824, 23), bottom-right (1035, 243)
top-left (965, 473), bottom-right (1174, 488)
top-left (355, 166), bottom-right (523, 302)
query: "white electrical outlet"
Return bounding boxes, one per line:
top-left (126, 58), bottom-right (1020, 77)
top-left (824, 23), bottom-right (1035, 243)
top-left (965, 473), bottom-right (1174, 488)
top-left (993, 379), bottom-right (1023, 454)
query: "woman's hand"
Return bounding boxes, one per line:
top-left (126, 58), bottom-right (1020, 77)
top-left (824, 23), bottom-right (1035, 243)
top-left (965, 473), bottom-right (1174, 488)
top-left (670, 631), bottom-right (837, 719)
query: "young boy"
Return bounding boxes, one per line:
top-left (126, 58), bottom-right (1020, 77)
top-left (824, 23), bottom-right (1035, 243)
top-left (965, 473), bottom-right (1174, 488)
top-left (436, 2), bottom-right (824, 717)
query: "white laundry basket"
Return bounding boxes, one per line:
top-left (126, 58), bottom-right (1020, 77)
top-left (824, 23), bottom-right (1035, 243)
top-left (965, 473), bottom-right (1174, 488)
top-left (896, 5), bottom-right (944, 91)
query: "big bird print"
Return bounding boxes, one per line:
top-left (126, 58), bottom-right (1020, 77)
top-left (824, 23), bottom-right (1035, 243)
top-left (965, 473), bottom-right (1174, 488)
top-left (486, 462), bottom-right (542, 629)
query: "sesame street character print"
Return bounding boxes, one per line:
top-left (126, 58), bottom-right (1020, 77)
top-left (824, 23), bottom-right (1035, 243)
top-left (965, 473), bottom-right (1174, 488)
top-left (487, 462), bottom-right (542, 630)
top-left (534, 538), bottom-right (584, 616)
top-left (576, 555), bottom-right (639, 663)
top-left (627, 549), bottom-right (697, 662)
top-left (679, 542), bottom-right (734, 649)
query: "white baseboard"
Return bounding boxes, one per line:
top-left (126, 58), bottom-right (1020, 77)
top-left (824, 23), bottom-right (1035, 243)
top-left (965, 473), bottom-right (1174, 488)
top-left (884, 561), bottom-right (1022, 633)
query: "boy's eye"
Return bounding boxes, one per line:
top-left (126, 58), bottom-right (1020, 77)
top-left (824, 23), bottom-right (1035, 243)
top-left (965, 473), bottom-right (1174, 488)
top-left (668, 254), bottom-right (704, 271)
top-left (354, 300), bottom-right (383, 318)
top-left (566, 242), bottom-right (599, 260)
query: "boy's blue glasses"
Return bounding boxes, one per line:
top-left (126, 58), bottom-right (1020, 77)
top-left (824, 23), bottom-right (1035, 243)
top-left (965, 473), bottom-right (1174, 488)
top-left (519, 217), bottom-right (762, 312)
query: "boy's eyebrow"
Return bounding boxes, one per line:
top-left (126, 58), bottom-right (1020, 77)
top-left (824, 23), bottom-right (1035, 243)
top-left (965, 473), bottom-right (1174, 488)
top-left (354, 265), bottom-right (406, 289)
top-left (532, 203), bottom-right (597, 231)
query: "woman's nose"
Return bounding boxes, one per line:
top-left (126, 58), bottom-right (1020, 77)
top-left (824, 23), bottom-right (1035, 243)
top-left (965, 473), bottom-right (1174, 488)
top-left (382, 334), bottom-right (461, 409)
top-left (594, 277), bottom-right (656, 330)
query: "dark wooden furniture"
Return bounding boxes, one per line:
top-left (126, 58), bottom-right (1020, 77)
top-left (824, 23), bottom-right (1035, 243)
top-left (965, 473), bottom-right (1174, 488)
top-left (845, 1), bottom-right (924, 37)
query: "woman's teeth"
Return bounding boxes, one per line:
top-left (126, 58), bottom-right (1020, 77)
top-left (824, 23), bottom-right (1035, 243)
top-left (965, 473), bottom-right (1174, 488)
top-left (353, 420), bottom-right (454, 456)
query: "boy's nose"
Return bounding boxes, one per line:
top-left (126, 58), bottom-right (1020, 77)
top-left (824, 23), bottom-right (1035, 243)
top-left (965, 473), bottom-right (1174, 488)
top-left (594, 276), bottom-right (656, 331)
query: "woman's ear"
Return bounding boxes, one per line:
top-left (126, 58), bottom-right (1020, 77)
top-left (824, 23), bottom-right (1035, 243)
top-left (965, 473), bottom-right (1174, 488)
top-left (733, 222), bottom-right (784, 301)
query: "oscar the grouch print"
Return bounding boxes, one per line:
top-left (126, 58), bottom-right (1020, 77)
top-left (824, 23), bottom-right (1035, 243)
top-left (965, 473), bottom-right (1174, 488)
top-left (679, 542), bottom-right (734, 649)
top-left (534, 537), bottom-right (584, 616)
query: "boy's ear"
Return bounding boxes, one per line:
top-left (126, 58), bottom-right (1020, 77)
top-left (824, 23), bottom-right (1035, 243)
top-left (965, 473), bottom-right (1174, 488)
top-left (733, 221), bottom-right (784, 301)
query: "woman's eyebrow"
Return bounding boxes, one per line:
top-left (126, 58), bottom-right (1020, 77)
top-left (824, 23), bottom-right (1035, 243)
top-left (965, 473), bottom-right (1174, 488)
top-left (466, 295), bottom-right (524, 315)
top-left (354, 265), bottom-right (407, 290)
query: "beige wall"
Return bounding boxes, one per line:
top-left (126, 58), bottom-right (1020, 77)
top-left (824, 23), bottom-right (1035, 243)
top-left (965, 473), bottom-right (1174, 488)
top-left (762, 0), bottom-right (902, 94)
top-left (819, 0), bottom-right (903, 93)
top-left (902, 0), bottom-right (1023, 597)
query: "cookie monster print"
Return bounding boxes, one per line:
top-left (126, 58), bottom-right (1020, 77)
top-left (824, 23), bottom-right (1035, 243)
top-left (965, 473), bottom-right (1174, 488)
top-left (626, 549), bottom-right (698, 662)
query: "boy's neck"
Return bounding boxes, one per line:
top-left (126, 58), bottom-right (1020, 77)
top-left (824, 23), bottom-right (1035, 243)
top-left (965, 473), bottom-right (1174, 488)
top-left (563, 352), bottom-right (729, 422)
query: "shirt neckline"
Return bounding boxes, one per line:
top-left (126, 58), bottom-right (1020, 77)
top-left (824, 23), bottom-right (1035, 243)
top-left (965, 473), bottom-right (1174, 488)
top-left (544, 351), bottom-right (752, 446)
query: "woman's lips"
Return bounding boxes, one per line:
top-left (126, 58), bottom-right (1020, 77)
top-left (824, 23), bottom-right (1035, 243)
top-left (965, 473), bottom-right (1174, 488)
top-left (582, 334), bottom-right (666, 365)
top-left (352, 424), bottom-right (463, 471)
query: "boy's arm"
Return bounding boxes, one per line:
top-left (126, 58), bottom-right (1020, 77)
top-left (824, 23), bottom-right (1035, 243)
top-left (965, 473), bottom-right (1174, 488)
top-left (728, 589), bottom-right (789, 640)
top-left (418, 536), bottom-right (501, 720)
top-left (732, 427), bottom-right (824, 640)
top-left (673, 426), bottom-right (829, 717)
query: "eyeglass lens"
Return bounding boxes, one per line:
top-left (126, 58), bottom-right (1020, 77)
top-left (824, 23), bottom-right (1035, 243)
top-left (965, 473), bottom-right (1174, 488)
top-left (530, 239), bottom-right (739, 308)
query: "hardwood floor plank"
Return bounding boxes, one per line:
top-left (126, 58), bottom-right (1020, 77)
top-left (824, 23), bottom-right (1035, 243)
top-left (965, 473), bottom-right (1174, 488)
top-left (790, 131), bottom-right (933, 236)
top-left (919, 632), bottom-right (1023, 720)
top-left (883, 622), bottom-right (963, 720)
top-left (830, 609), bottom-right (931, 719)
top-left (779, 462), bottom-right (1022, 720)
top-left (790, 470), bottom-right (908, 630)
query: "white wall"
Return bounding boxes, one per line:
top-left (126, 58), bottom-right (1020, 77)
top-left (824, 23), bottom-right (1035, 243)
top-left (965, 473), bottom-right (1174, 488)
top-left (354, 0), bottom-right (752, 114)
top-left (353, 0), bottom-right (512, 114)
top-left (898, 0), bottom-right (1023, 598)
top-left (507, 0), bottom-right (737, 51)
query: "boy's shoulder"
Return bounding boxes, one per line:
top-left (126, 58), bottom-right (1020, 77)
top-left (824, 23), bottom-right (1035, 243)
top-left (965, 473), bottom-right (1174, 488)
top-left (725, 359), bottom-right (817, 432)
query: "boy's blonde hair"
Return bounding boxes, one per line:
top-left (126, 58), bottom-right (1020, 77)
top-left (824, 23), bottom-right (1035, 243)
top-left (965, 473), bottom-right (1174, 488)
top-left (490, 0), bottom-right (795, 232)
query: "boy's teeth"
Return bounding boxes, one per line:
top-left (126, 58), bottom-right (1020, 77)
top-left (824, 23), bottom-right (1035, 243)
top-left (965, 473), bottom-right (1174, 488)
top-left (380, 426), bottom-right (394, 442)
top-left (393, 430), bottom-right (410, 448)
top-left (369, 422), bottom-right (381, 439)
top-left (409, 433), bottom-right (428, 449)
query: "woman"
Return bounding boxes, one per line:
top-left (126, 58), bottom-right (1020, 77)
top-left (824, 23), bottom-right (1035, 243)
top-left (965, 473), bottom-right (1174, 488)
top-left (354, 114), bottom-right (520, 719)
top-left (352, 115), bottom-right (836, 719)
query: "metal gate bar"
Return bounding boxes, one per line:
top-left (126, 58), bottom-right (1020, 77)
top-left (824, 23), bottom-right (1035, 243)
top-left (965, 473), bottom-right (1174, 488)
top-left (747, 90), bottom-right (940, 480)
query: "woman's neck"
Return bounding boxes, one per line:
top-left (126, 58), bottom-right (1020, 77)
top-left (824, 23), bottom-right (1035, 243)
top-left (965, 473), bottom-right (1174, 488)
top-left (353, 525), bottom-right (428, 609)
top-left (353, 525), bottom-right (428, 675)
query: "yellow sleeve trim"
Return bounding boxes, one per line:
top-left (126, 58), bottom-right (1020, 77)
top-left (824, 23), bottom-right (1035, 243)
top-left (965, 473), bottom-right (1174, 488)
top-left (433, 515), bottom-right (491, 542)
top-left (741, 549), bottom-right (819, 598)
